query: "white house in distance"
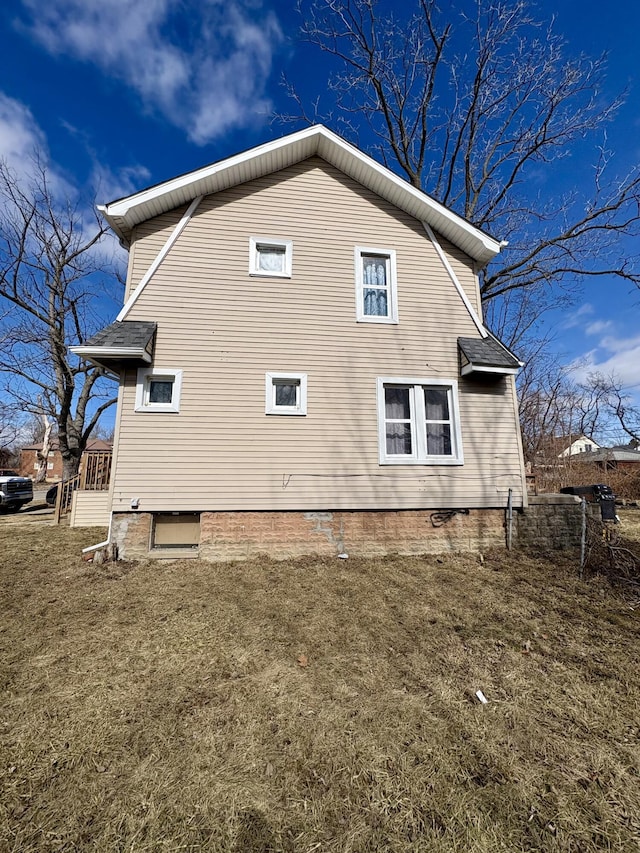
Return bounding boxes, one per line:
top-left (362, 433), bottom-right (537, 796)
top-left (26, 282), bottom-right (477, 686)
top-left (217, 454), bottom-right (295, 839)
top-left (557, 435), bottom-right (600, 458)
top-left (72, 125), bottom-right (527, 561)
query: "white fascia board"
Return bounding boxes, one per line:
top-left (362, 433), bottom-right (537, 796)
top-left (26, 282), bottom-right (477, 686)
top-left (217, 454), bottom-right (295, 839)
top-left (99, 125), bottom-right (502, 265)
top-left (460, 363), bottom-right (520, 377)
top-left (317, 130), bottom-right (502, 265)
top-left (70, 345), bottom-right (152, 363)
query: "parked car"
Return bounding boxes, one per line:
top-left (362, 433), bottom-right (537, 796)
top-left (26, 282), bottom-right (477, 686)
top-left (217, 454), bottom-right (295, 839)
top-left (0, 470), bottom-right (33, 513)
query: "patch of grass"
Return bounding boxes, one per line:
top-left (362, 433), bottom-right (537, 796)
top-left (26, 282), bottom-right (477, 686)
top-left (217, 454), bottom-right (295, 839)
top-left (1, 525), bottom-right (639, 852)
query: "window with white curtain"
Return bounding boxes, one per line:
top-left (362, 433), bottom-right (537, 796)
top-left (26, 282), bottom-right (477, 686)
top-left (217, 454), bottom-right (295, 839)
top-left (355, 247), bottom-right (398, 323)
top-left (250, 237), bottom-right (293, 278)
top-left (376, 378), bottom-right (463, 464)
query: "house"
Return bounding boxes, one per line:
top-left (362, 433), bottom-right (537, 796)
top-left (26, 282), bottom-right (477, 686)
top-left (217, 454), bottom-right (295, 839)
top-left (577, 446), bottom-right (640, 470)
top-left (19, 439), bottom-right (113, 482)
top-left (72, 125), bottom-right (526, 560)
top-left (557, 435), bottom-right (599, 458)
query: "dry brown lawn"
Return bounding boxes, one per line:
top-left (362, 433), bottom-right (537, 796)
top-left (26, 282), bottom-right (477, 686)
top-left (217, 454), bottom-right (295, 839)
top-left (1, 521), bottom-right (639, 852)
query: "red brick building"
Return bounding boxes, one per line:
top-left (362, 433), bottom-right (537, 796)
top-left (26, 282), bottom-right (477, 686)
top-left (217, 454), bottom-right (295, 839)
top-left (19, 439), bottom-right (112, 481)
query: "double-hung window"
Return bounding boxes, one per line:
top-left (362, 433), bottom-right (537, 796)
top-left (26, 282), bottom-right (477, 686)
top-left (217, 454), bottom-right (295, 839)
top-left (355, 247), bottom-right (398, 323)
top-left (377, 378), bottom-right (463, 464)
top-left (135, 368), bottom-right (183, 413)
top-left (250, 237), bottom-right (293, 278)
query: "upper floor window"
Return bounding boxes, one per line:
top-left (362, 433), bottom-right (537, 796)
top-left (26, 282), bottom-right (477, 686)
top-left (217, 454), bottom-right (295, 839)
top-left (377, 378), bottom-right (463, 465)
top-left (135, 368), bottom-right (183, 413)
top-left (355, 247), bottom-right (398, 323)
top-left (250, 237), bottom-right (293, 278)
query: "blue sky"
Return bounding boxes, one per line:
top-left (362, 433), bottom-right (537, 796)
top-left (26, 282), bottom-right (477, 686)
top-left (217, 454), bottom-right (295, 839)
top-left (1, 0), bottom-right (639, 436)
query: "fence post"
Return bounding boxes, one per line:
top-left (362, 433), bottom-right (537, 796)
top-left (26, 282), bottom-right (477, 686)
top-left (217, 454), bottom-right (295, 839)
top-left (53, 479), bottom-right (63, 524)
top-left (580, 497), bottom-right (587, 579)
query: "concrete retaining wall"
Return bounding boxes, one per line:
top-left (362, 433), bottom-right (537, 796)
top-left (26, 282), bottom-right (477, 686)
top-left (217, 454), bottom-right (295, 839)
top-left (514, 494), bottom-right (583, 551)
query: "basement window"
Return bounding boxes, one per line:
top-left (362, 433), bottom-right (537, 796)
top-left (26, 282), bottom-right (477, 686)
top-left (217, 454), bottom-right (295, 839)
top-left (152, 513), bottom-right (200, 549)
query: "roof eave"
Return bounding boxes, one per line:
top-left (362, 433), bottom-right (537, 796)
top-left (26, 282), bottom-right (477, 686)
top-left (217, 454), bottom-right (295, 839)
top-left (99, 125), bottom-right (502, 265)
top-left (70, 345), bottom-right (152, 374)
top-left (461, 363), bottom-right (520, 377)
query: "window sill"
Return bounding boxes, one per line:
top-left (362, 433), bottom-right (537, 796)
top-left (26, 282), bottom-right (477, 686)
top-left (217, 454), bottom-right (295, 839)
top-left (135, 406), bottom-right (181, 414)
top-left (379, 457), bottom-right (464, 466)
top-left (149, 547), bottom-right (200, 560)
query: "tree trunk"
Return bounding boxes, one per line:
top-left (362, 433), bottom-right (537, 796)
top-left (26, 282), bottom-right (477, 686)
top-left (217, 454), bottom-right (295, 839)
top-left (61, 446), bottom-right (83, 480)
top-left (34, 415), bottom-right (53, 484)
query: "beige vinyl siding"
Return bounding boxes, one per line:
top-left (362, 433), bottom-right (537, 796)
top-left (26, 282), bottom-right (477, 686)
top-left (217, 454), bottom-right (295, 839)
top-left (69, 490), bottom-right (110, 527)
top-left (126, 207), bottom-right (188, 300)
top-left (111, 157), bottom-right (524, 512)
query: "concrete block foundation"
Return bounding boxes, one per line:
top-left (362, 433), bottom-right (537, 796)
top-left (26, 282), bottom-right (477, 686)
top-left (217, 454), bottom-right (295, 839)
top-left (110, 496), bottom-right (585, 562)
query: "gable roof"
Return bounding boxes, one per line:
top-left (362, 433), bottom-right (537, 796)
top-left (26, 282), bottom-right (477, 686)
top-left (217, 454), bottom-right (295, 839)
top-left (98, 125), bottom-right (503, 267)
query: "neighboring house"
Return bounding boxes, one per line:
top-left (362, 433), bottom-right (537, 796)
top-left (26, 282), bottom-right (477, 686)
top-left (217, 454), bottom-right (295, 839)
top-left (19, 439), bottom-right (113, 481)
top-left (72, 125), bottom-right (526, 560)
top-left (557, 435), bottom-right (600, 458)
top-left (577, 446), bottom-right (640, 470)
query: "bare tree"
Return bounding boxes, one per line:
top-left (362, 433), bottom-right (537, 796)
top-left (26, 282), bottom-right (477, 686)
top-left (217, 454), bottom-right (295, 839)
top-left (518, 355), bottom-right (605, 465)
top-left (584, 374), bottom-right (640, 445)
top-left (286, 0), bottom-right (640, 347)
top-left (0, 158), bottom-right (119, 479)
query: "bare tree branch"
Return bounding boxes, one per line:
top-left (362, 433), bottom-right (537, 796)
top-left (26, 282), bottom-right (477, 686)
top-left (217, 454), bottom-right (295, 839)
top-left (286, 0), bottom-right (640, 347)
top-left (0, 157), bottom-right (121, 478)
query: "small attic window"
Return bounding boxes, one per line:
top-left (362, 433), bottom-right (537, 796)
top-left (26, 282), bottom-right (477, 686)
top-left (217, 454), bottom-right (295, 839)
top-left (250, 237), bottom-right (293, 278)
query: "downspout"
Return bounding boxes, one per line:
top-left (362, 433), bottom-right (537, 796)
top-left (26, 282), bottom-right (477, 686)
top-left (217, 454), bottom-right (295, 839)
top-left (82, 512), bottom-right (113, 555)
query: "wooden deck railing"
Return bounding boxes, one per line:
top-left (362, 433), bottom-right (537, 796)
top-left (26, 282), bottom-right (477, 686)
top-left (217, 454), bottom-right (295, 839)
top-left (53, 451), bottom-right (112, 523)
top-left (80, 451), bottom-right (112, 490)
top-left (53, 474), bottom-right (81, 524)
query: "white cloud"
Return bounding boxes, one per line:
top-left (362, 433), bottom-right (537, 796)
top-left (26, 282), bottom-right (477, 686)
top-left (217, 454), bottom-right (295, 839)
top-left (18, 0), bottom-right (284, 144)
top-left (91, 163), bottom-right (152, 206)
top-left (585, 319), bottom-right (613, 336)
top-left (0, 91), bottom-right (79, 203)
top-left (0, 93), bottom-right (48, 178)
top-left (0, 90), bottom-right (139, 273)
top-left (560, 302), bottom-right (594, 330)
top-left (571, 333), bottom-right (640, 387)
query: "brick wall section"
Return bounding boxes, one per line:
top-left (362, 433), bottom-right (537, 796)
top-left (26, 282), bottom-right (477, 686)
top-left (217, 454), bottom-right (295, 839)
top-left (514, 494), bottom-right (583, 551)
top-left (112, 512), bottom-right (152, 560)
top-left (112, 508), bottom-right (507, 561)
top-left (201, 508), bottom-right (507, 560)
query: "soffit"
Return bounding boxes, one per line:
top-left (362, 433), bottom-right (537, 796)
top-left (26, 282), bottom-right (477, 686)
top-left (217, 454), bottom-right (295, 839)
top-left (99, 126), bottom-right (501, 266)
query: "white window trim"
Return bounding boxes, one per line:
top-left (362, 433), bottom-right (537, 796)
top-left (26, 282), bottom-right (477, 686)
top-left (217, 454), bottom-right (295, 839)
top-left (265, 372), bottom-right (307, 416)
top-left (376, 377), bottom-right (463, 465)
top-left (135, 368), bottom-right (183, 413)
top-left (249, 237), bottom-right (293, 278)
top-left (355, 246), bottom-right (398, 324)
